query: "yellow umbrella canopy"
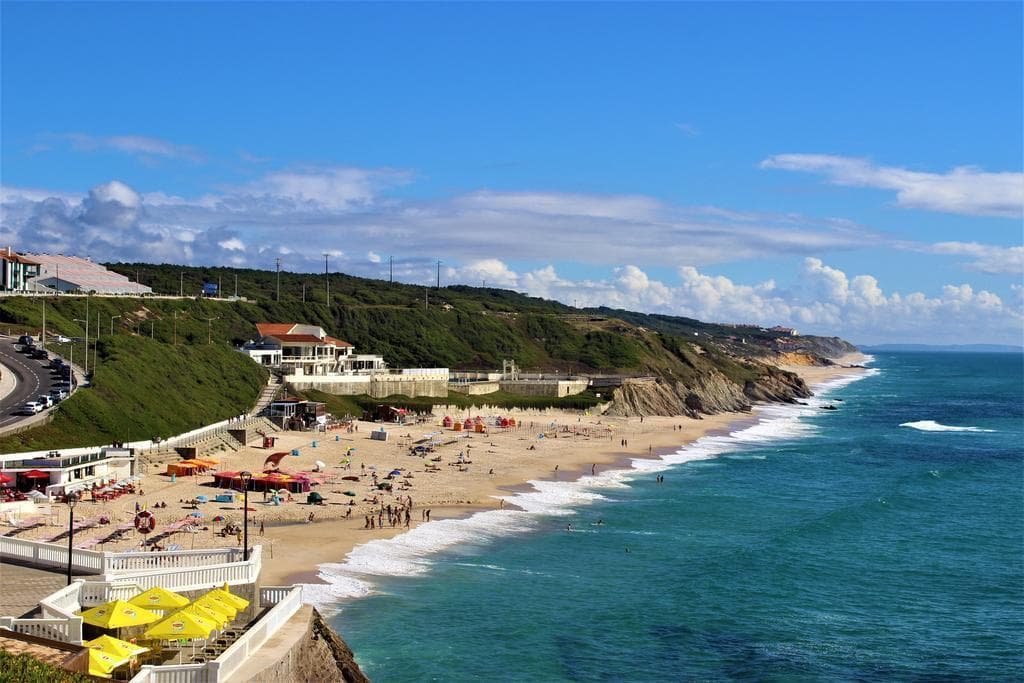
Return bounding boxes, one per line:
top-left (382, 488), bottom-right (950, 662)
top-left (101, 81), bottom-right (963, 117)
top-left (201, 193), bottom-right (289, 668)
top-left (85, 634), bottom-right (150, 659)
top-left (79, 600), bottom-right (161, 629)
top-left (143, 610), bottom-right (217, 640)
top-left (194, 594), bottom-right (237, 620)
top-left (129, 586), bottom-right (190, 611)
top-left (208, 587), bottom-right (249, 610)
top-left (184, 603), bottom-right (230, 629)
top-left (88, 648), bottom-right (126, 678)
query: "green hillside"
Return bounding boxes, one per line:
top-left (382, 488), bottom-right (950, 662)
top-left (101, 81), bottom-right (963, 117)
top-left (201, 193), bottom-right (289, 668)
top-left (0, 322), bottom-right (266, 451)
top-left (0, 263), bottom-right (854, 451)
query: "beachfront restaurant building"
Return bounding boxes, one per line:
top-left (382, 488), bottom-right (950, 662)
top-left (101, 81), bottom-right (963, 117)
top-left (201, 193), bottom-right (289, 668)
top-left (0, 447), bottom-right (133, 501)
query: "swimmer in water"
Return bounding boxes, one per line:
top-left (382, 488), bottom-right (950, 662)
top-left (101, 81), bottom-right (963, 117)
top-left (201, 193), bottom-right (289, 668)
top-left (566, 523), bottom-right (573, 532)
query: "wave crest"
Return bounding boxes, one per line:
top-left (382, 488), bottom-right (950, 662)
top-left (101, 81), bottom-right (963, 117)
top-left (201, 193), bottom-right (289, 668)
top-left (900, 420), bottom-right (995, 433)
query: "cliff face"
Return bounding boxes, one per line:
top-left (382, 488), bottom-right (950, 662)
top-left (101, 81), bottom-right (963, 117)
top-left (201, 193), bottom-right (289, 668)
top-left (302, 609), bottom-right (370, 683)
top-left (607, 363), bottom-right (810, 418)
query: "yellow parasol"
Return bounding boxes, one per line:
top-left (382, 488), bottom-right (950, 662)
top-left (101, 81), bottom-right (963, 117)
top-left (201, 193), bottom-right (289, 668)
top-left (206, 585), bottom-right (249, 610)
top-left (194, 594), bottom-right (237, 620)
top-left (143, 609), bottom-right (217, 640)
top-left (88, 648), bottom-right (126, 678)
top-left (79, 600), bottom-right (160, 629)
top-left (184, 602), bottom-right (230, 629)
top-left (85, 634), bottom-right (149, 659)
top-left (129, 586), bottom-right (190, 611)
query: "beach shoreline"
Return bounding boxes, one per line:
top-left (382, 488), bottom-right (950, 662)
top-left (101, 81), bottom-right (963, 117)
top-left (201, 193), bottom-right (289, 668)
top-left (5, 353), bottom-right (866, 591)
top-left (257, 352), bottom-right (867, 587)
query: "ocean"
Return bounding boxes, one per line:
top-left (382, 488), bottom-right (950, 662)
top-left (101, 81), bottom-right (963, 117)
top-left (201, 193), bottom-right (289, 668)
top-left (313, 352), bottom-right (1024, 681)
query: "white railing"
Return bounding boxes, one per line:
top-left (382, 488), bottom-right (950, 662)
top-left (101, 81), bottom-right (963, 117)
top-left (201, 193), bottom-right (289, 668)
top-left (0, 616), bottom-right (81, 643)
top-left (0, 535), bottom-right (107, 573)
top-left (129, 663), bottom-right (209, 683)
top-left (102, 546), bottom-right (261, 594)
top-left (79, 579), bottom-right (142, 606)
top-left (258, 585), bottom-right (293, 607)
top-left (105, 548), bottom-right (242, 573)
top-left (207, 585), bottom-right (303, 681)
top-left (39, 582), bottom-right (80, 615)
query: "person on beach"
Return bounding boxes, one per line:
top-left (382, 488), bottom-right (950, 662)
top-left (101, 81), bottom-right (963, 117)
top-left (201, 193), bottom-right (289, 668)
top-left (426, 509), bottom-right (431, 521)
top-left (259, 521), bottom-right (265, 536)
top-left (592, 464), bottom-right (596, 475)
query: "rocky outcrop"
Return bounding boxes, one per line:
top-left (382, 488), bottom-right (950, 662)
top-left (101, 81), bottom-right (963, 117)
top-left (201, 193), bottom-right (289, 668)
top-left (607, 364), bottom-right (810, 417)
top-left (299, 609), bottom-right (370, 683)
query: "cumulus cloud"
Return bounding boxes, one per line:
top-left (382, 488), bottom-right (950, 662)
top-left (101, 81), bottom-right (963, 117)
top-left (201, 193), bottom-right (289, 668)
top-left (0, 169), bottom-right (879, 274)
top-left (436, 257), bottom-right (1022, 345)
top-left (761, 153), bottom-right (1024, 218)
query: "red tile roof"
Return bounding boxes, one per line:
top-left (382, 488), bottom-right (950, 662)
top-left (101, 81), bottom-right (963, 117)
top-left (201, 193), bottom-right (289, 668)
top-left (256, 323), bottom-right (296, 337)
top-left (324, 336), bottom-right (353, 347)
top-left (265, 334), bottom-right (324, 343)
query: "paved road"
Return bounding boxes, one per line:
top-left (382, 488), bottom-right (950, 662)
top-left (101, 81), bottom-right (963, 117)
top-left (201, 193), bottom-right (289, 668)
top-left (0, 336), bottom-right (62, 431)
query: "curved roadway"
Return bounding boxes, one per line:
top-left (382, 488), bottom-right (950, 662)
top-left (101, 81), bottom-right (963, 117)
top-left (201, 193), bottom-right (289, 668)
top-left (0, 335), bottom-right (62, 431)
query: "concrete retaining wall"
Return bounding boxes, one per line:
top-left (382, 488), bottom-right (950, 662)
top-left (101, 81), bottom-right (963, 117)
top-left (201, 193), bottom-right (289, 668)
top-left (448, 381), bottom-right (500, 395)
top-left (287, 376), bottom-right (448, 398)
top-left (497, 379), bottom-right (590, 397)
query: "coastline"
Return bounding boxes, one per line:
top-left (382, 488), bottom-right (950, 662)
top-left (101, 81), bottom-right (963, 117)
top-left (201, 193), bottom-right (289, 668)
top-left (259, 352), bottom-right (868, 588)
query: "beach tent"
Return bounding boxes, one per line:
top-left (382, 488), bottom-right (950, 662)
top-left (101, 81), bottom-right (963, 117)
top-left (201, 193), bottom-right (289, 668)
top-left (307, 491), bottom-right (324, 504)
top-left (165, 462), bottom-right (201, 477)
top-left (79, 600), bottom-right (160, 629)
top-left (129, 587), bottom-right (190, 612)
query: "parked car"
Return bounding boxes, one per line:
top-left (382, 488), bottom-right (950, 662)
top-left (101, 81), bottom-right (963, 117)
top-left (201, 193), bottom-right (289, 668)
top-left (49, 357), bottom-right (64, 368)
top-left (18, 401), bottom-right (44, 415)
top-left (56, 380), bottom-right (73, 391)
top-left (17, 334), bottom-right (33, 346)
top-left (30, 348), bottom-right (48, 360)
top-left (53, 335), bottom-right (71, 343)
top-left (19, 342), bottom-right (36, 354)
top-left (49, 388), bottom-right (69, 401)
top-left (37, 395), bottom-right (53, 408)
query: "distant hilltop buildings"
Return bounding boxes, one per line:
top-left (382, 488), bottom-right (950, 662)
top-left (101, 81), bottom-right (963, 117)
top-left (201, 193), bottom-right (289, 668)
top-left (0, 246), bottom-right (151, 295)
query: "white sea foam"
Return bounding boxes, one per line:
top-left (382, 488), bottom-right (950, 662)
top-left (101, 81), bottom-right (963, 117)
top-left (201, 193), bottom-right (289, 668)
top-left (304, 361), bottom-right (880, 611)
top-left (900, 420), bottom-right (995, 433)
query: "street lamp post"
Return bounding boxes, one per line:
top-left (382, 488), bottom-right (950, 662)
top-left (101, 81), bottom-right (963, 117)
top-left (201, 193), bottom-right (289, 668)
top-left (66, 492), bottom-right (78, 586)
top-left (72, 318), bottom-right (89, 375)
top-left (239, 471), bottom-right (252, 561)
top-left (110, 315), bottom-right (122, 336)
top-left (202, 316), bottom-right (219, 344)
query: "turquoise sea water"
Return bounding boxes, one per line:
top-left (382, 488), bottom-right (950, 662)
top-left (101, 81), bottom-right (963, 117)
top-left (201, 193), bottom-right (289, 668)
top-left (316, 353), bottom-right (1024, 681)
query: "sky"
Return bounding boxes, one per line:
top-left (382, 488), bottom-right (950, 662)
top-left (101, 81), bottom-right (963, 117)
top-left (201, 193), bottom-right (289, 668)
top-left (1, 1), bottom-right (1021, 345)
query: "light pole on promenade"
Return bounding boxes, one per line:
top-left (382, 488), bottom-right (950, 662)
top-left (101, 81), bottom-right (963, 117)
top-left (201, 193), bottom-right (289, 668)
top-left (239, 471), bottom-right (252, 561)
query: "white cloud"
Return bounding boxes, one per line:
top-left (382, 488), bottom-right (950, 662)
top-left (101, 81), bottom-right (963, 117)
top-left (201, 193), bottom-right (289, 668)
top-left (433, 257), bottom-right (1022, 345)
top-left (674, 122), bottom-right (700, 137)
top-left (761, 153), bottom-right (1024, 218)
top-left (367, 251), bottom-right (382, 263)
top-left (59, 133), bottom-right (205, 162)
top-left (925, 241), bottom-right (1024, 274)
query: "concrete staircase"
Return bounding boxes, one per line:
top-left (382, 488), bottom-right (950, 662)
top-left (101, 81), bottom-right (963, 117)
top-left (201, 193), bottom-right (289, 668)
top-left (250, 374), bottom-right (284, 417)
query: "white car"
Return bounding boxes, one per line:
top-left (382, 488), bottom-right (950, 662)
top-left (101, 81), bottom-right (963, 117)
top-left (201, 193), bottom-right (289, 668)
top-left (18, 401), bottom-right (44, 415)
top-left (49, 388), bottom-right (69, 401)
top-left (54, 335), bottom-right (72, 343)
top-left (37, 395), bottom-right (53, 408)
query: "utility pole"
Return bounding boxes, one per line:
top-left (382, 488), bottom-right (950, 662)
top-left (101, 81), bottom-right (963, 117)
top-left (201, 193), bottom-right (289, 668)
top-left (41, 301), bottom-right (45, 348)
top-left (389, 256), bottom-right (393, 283)
top-left (94, 312), bottom-right (99, 370)
top-left (179, 271), bottom-right (184, 297)
top-left (275, 258), bottom-right (281, 302)
top-left (436, 260), bottom-right (441, 289)
top-left (301, 282), bottom-right (306, 303)
top-left (425, 287), bottom-right (428, 310)
top-left (324, 253), bottom-right (330, 303)
top-left (150, 321), bottom-right (154, 339)
top-left (218, 276), bottom-right (222, 299)
top-left (234, 274), bottom-right (238, 299)
top-left (202, 316), bottom-right (219, 344)
top-left (56, 264), bottom-right (60, 293)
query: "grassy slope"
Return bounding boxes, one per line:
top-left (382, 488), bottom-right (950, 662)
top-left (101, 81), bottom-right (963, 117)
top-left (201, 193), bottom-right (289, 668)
top-left (0, 333), bottom-right (266, 452)
top-left (0, 650), bottom-right (95, 683)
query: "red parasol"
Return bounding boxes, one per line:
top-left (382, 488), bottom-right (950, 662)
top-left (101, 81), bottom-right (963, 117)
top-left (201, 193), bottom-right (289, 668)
top-left (22, 470), bottom-right (51, 479)
top-left (0, 472), bottom-right (13, 485)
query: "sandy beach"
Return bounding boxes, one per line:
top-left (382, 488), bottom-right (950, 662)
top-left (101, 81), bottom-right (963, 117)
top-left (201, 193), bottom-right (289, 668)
top-left (5, 353), bottom-right (866, 589)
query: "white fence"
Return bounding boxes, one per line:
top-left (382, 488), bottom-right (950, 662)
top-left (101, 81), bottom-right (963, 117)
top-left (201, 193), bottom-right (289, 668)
top-left (0, 535), bottom-right (107, 573)
top-left (0, 537), bottom-right (246, 579)
top-left (206, 585), bottom-right (304, 681)
top-left (127, 585), bottom-right (304, 683)
top-left (0, 616), bottom-right (81, 643)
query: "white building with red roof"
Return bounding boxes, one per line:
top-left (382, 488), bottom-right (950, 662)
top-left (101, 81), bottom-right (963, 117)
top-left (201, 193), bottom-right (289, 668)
top-left (244, 323), bottom-right (385, 377)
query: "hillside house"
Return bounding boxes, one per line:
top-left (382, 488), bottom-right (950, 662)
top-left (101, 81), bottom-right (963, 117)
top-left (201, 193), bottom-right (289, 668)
top-left (241, 323), bottom-right (387, 377)
top-left (0, 247), bottom-right (41, 292)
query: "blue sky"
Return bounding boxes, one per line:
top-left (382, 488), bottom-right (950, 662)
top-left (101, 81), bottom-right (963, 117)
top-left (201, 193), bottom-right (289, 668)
top-left (1, 2), bottom-right (1021, 344)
